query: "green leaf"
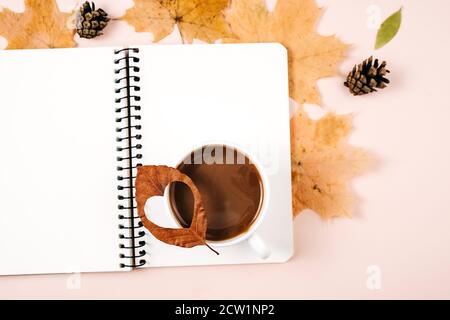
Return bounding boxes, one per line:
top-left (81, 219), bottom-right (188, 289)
top-left (375, 8), bottom-right (402, 49)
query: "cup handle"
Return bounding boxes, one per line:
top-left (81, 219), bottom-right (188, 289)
top-left (247, 233), bottom-right (271, 259)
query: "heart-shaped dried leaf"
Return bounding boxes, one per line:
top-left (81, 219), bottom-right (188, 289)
top-left (375, 8), bottom-right (402, 50)
top-left (136, 165), bottom-right (218, 254)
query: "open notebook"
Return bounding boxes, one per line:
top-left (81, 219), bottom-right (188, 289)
top-left (0, 44), bottom-right (293, 276)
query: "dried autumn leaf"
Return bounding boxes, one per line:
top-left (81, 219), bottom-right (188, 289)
top-left (291, 107), bottom-right (372, 219)
top-left (225, 0), bottom-right (348, 105)
top-left (0, 0), bottom-right (76, 49)
top-left (136, 165), bottom-right (218, 254)
top-left (122, 0), bottom-right (232, 43)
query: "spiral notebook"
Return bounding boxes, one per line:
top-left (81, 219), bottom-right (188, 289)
top-left (0, 44), bottom-right (293, 276)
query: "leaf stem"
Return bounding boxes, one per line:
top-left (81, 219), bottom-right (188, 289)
top-left (205, 243), bottom-right (219, 255)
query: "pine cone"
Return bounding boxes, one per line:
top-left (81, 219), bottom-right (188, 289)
top-left (76, 1), bottom-right (110, 39)
top-left (344, 56), bottom-right (390, 95)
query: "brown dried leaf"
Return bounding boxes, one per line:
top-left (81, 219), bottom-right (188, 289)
top-left (291, 108), bottom-right (372, 219)
top-left (122, 0), bottom-right (232, 43)
top-left (224, 0), bottom-right (348, 105)
top-left (0, 0), bottom-right (76, 49)
top-left (136, 165), bottom-right (218, 253)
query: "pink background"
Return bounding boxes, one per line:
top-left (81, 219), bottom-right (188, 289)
top-left (1, 0), bottom-right (450, 299)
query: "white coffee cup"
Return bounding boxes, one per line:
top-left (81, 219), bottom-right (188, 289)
top-left (164, 142), bottom-right (271, 259)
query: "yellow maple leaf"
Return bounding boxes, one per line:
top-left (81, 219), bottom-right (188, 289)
top-left (225, 0), bottom-right (348, 105)
top-left (291, 107), bottom-right (372, 219)
top-left (122, 0), bottom-right (232, 43)
top-left (0, 0), bottom-right (76, 49)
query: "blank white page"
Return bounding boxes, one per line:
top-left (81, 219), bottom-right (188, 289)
top-left (137, 43), bottom-right (293, 266)
top-left (0, 47), bottom-right (124, 275)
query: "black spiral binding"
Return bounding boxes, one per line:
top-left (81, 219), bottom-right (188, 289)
top-left (114, 48), bottom-right (147, 268)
